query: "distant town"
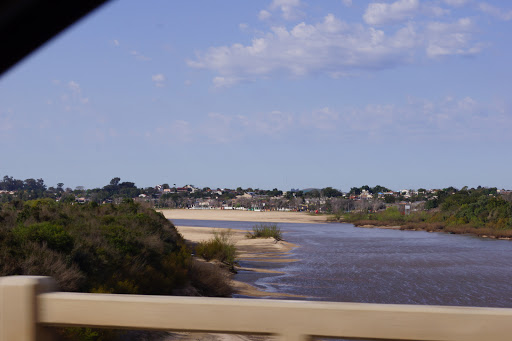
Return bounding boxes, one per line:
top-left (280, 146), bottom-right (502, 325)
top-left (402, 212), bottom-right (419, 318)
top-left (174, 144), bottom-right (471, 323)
top-left (1, 175), bottom-right (511, 214)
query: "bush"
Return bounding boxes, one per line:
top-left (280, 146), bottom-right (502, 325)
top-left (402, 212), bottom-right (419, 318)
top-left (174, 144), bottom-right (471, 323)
top-left (195, 229), bottom-right (237, 267)
top-left (188, 260), bottom-right (233, 297)
top-left (14, 222), bottom-right (74, 253)
top-left (246, 223), bottom-right (283, 241)
top-left (1, 200), bottom-right (189, 295)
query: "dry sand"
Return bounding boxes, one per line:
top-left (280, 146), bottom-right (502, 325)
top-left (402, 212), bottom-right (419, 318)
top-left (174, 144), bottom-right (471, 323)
top-left (176, 226), bottom-right (303, 299)
top-left (158, 209), bottom-right (327, 224)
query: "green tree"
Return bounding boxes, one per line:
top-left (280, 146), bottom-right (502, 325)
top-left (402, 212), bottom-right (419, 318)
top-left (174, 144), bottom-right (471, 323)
top-left (322, 187), bottom-right (342, 197)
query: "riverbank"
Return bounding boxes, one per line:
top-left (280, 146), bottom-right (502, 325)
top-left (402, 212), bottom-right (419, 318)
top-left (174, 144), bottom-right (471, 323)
top-left (336, 218), bottom-right (512, 239)
top-left (176, 225), bottom-right (303, 298)
top-left (159, 209), bottom-right (327, 224)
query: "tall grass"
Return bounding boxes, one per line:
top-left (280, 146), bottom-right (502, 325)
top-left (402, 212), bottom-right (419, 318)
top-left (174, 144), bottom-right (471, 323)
top-left (195, 229), bottom-right (237, 268)
top-left (246, 223), bottom-right (283, 241)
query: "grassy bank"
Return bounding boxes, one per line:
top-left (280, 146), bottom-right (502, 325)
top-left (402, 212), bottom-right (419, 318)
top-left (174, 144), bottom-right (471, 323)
top-left (337, 193), bottom-right (512, 239)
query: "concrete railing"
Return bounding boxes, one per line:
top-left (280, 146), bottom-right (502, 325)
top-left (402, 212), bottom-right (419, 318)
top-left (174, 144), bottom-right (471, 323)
top-left (2, 276), bottom-right (512, 341)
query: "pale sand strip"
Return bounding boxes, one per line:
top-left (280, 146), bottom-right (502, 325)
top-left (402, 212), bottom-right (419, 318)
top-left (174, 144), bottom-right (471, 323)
top-left (176, 226), bottom-right (303, 299)
top-left (159, 209), bottom-right (327, 224)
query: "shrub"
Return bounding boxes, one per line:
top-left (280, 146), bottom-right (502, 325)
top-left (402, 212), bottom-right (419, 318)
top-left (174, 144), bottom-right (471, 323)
top-left (246, 223), bottom-right (283, 241)
top-left (195, 229), bottom-right (236, 267)
top-left (14, 222), bottom-right (74, 253)
top-left (188, 260), bottom-right (233, 297)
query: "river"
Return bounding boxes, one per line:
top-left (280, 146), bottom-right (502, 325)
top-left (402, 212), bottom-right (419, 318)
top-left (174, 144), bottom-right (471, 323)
top-left (172, 219), bottom-right (512, 308)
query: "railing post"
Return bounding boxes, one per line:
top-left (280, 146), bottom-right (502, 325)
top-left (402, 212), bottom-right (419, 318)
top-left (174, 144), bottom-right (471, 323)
top-left (0, 276), bottom-right (57, 341)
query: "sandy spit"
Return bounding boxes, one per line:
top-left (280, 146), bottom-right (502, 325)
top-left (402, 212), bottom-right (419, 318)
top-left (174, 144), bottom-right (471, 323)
top-left (175, 226), bottom-right (302, 299)
top-left (158, 209), bottom-right (327, 224)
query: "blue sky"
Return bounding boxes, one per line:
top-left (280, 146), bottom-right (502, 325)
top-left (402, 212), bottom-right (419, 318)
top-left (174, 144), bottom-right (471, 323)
top-left (1, 0), bottom-right (511, 191)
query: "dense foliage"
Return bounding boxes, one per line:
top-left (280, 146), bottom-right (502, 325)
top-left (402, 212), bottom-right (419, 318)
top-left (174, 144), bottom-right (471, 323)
top-left (0, 199), bottom-right (191, 294)
top-left (0, 199), bottom-right (235, 340)
top-left (344, 187), bottom-right (512, 237)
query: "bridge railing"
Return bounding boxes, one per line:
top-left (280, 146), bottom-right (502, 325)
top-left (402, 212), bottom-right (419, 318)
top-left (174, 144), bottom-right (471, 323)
top-left (1, 276), bottom-right (512, 341)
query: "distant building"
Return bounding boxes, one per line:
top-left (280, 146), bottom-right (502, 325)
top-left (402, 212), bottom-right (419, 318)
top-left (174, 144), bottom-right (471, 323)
top-left (398, 202), bottom-right (411, 215)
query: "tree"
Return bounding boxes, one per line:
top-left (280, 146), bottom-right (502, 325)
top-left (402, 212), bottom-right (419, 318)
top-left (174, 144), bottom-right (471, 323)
top-left (384, 195), bottom-right (396, 203)
top-left (349, 187), bottom-right (361, 195)
top-left (371, 185), bottom-right (391, 194)
top-left (321, 187), bottom-right (342, 198)
top-left (110, 177), bottom-right (121, 186)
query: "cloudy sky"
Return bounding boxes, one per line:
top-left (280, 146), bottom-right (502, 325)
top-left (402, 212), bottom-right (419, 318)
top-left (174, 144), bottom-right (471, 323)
top-left (1, 0), bottom-right (511, 191)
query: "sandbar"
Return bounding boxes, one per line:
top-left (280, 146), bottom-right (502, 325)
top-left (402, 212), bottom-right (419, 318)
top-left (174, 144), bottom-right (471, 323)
top-left (158, 209), bottom-right (327, 224)
top-left (175, 225), bottom-right (302, 299)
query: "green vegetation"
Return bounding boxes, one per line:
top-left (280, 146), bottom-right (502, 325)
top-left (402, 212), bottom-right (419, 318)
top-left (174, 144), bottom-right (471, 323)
top-left (343, 188), bottom-right (512, 238)
top-left (0, 198), bottom-right (232, 340)
top-left (246, 223), bottom-right (283, 241)
top-left (195, 229), bottom-right (237, 269)
top-left (0, 198), bottom-right (191, 294)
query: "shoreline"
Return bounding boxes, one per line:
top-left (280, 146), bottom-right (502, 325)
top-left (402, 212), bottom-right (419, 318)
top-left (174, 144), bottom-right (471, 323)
top-left (159, 208), bottom-right (328, 224)
top-left (338, 218), bottom-right (512, 240)
top-left (176, 225), bottom-right (304, 298)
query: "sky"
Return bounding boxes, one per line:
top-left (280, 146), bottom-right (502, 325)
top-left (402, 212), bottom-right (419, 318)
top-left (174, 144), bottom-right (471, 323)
top-left (1, 0), bottom-right (512, 191)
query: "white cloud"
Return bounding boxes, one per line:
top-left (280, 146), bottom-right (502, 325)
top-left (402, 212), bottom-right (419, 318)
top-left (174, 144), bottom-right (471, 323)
top-left (130, 50), bottom-right (151, 61)
top-left (425, 18), bottom-right (482, 57)
top-left (239, 23), bottom-right (248, 30)
top-left (188, 14), bottom-right (428, 86)
top-left (363, 0), bottom-right (420, 26)
top-left (212, 76), bottom-right (242, 88)
top-left (202, 112), bottom-right (234, 143)
top-left (113, 39), bottom-right (120, 46)
top-left (443, 0), bottom-right (469, 7)
top-left (478, 2), bottom-right (512, 21)
top-left (152, 74), bottom-right (165, 87)
top-left (147, 95), bottom-right (511, 144)
top-left (68, 81), bottom-right (81, 94)
top-left (422, 4), bottom-right (450, 17)
top-left (301, 107), bottom-right (339, 130)
top-left (53, 81), bottom-right (90, 110)
top-left (152, 74), bottom-right (165, 82)
top-left (188, 5), bottom-right (486, 87)
top-left (342, 0), bottom-right (352, 7)
top-left (269, 0), bottom-right (303, 20)
top-left (154, 120), bottom-right (193, 143)
top-left (258, 10), bottom-right (272, 20)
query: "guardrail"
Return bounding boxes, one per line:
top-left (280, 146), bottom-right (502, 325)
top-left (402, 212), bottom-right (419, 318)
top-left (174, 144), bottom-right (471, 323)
top-left (2, 276), bottom-right (512, 341)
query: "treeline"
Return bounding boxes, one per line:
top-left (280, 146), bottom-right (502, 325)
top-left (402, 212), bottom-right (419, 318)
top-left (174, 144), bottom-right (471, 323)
top-left (344, 187), bottom-right (512, 237)
top-left (0, 176), bottom-right (152, 203)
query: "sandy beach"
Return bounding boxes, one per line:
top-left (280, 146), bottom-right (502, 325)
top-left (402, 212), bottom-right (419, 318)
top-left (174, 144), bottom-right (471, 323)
top-left (176, 226), bottom-right (303, 298)
top-left (158, 208), bottom-right (328, 224)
